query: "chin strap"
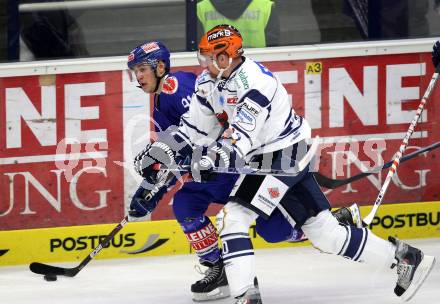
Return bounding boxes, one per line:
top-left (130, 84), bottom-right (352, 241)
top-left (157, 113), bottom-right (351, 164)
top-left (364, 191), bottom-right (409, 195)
top-left (201, 56), bottom-right (233, 103)
top-left (213, 57), bottom-right (232, 81)
top-left (153, 70), bottom-right (167, 94)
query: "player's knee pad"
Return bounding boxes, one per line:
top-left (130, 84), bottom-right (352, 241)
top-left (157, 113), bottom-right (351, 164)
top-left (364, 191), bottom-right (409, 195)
top-left (302, 210), bottom-right (370, 261)
top-left (301, 210), bottom-right (347, 254)
top-left (180, 215), bottom-right (220, 263)
top-left (216, 201), bottom-right (258, 236)
top-left (216, 202), bottom-right (257, 262)
top-left (217, 202), bottom-right (257, 297)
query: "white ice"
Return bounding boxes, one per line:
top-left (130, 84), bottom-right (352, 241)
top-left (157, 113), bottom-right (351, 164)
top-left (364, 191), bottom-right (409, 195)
top-left (1, 238), bottom-right (439, 304)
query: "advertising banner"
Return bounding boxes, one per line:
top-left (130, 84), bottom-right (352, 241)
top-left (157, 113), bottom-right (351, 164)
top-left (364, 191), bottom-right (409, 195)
top-left (1, 201), bottom-right (438, 266)
top-left (0, 72), bottom-right (125, 229)
top-left (1, 52), bottom-right (439, 228)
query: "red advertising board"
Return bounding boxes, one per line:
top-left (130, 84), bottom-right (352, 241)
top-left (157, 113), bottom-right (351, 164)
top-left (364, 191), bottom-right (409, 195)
top-left (0, 72), bottom-right (125, 229)
top-left (1, 52), bottom-right (439, 228)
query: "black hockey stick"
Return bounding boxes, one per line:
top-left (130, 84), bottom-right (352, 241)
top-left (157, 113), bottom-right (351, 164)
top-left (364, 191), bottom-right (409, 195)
top-left (30, 216), bottom-right (129, 277)
top-left (29, 169), bottom-right (174, 277)
top-left (313, 140), bottom-right (440, 189)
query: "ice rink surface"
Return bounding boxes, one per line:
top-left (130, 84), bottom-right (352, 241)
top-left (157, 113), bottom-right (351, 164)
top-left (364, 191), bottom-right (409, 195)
top-left (1, 238), bottom-right (439, 304)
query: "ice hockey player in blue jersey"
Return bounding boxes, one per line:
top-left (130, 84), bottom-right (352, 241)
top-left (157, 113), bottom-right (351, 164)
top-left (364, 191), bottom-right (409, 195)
top-left (127, 40), bottom-right (315, 302)
top-left (134, 27), bottom-right (436, 304)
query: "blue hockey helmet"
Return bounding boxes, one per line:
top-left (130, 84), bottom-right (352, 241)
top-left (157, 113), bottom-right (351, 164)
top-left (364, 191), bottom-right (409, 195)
top-left (127, 41), bottom-right (170, 73)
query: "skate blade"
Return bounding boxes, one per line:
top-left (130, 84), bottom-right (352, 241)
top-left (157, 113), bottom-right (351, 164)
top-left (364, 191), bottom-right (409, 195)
top-left (192, 286), bottom-right (230, 302)
top-left (401, 255), bottom-right (436, 302)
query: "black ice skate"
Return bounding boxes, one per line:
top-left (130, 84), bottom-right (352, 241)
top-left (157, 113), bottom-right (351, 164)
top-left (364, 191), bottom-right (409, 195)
top-left (191, 259), bottom-right (230, 302)
top-left (234, 286), bottom-right (262, 304)
top-left (389, 236), bottom-right (436, 302)
top-left (332, 203), bottom-right (362, 228)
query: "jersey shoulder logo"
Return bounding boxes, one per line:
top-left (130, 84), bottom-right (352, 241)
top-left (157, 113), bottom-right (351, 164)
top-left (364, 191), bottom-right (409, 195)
top-left (162, 76), bottom-right (179, 94)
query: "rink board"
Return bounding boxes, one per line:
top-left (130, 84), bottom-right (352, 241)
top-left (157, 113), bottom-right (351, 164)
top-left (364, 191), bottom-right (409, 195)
top-left (0, 201), bottom-right (439, 266)
top-left (1, 39), bottom-right (440, 231)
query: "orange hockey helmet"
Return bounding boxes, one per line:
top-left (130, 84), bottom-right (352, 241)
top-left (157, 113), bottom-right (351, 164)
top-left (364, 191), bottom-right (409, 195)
top-left (198, 24), bottom-right (244, 60)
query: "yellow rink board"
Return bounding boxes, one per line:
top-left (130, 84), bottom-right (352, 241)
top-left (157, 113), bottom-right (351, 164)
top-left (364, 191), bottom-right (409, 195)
top-left (0, 201), bottom-right (439, 266)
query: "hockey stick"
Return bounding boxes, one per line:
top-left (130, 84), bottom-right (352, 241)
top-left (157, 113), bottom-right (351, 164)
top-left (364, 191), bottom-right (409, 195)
top-left (178, 139), bottom-right (438, 187)
top-left (29, 170), bottom-right (173, 277)
top-left (176, 136), bottom-right (320, 177)
top-left (362, 66), bottom-right (440, 226)
top-left (29, 216), bottom-right (129, 277)
top-left (313, 140), bottom-right (440, 189)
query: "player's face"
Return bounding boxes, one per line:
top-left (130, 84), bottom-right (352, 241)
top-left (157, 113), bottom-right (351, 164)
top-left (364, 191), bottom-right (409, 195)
top-left (132, 63), bottom-right (157, 93)
top-left (198, 51), bottom-right (220, 77)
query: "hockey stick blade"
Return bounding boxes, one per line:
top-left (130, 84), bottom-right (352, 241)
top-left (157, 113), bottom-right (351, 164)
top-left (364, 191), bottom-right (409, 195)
top-left (29, 216), bottom-right (129, 278)
top-left (314, 140), bottom-right (440, 189)
top-left (29, 262), bottom-right (79, 277)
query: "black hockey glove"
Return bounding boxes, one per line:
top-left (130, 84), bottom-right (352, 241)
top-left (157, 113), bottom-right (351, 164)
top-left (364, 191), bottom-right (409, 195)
top-left (134, 127), bottom-right (194, 183)
top-left (133, 141), bottom-right (176, 184)
top-left (129, 169), bottom-right (173, 218)
top-left (129, 183), bottom-right (167, 218)
top-left (432, 40), bottom-right (440, 69)
top-left (191, 155), bottom-right (216, 182)
top-left (191, 142), bottom-right (237, 183)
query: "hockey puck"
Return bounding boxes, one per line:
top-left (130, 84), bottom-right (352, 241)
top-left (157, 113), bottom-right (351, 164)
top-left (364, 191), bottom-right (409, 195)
top-left (43, 274), bottom-right (57, 281)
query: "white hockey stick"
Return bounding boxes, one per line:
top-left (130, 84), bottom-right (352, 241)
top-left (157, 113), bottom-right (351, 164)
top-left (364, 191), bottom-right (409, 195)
top-left (177, 136), bottom-right (320, 176)
top-left (363, 66), bottom-right (440, 226)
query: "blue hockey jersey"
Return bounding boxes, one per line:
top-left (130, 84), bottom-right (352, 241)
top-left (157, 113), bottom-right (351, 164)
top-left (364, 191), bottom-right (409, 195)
top-left (153, 71), bottom-right (197, 131)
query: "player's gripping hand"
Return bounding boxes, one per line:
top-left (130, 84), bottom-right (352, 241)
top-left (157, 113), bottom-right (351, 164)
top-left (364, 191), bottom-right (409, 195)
top-left (192, 154), bottom-right (216, 182)
top-left (432, 40), bottom-right (440, 69)
top-left (191, 142), bottom-right (235, 183)
top-left (133, 141), bottom-right (176, 184)
top-left (129, 183), bottom-right (167, 218)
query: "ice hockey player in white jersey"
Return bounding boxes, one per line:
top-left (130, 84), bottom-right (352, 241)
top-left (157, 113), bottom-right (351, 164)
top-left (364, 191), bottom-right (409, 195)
top-left (138, 25), bottom-right (436, 304)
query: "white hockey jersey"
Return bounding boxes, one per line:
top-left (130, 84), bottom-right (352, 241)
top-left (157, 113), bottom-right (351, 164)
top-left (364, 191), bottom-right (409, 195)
top-left (176, 57), bottom-right (311, 161)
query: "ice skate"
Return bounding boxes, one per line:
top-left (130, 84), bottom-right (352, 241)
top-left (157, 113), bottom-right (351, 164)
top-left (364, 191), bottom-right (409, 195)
top-left (389, 237), bottom-right (436, 302)
top-left (332, 203), bottom-right (362, 228)
top-left (191, 259), bottom-right (230, 302)
top-left (234, 286), bottom-right (262, 304)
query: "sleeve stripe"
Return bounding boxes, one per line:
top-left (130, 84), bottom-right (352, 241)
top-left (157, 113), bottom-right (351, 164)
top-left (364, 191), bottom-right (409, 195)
top-left (283, 111), bottom-right (293, 127)
top-left (196, 95), bottom-right (215, 113)
top-left (279, 116), bottom-right (303, 139)
top-left (197, 79), bottom-right (214, 86)
top-left (241, 89), bottom-right (271, 107)
top-left (176, 130), bottom-right (191, 142)
top-left (233, 145), bottom-right (245, 159)
top-left (181, 116), bottom-right (209, 136)
top-left (231, 123), bottom-right (253, 144)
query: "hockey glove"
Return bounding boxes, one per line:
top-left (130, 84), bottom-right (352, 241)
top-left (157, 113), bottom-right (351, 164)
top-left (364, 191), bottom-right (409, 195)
top-left (191, 142), bottom-right (236, 183)
top-left (129, 183), bottom-right (167, 218)
top-left (133, 141), bottom-right (176, 184)
top-left (432, 40), bottom-right (440, 69)
top-left (192, 154), bottom-right (216, 183)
